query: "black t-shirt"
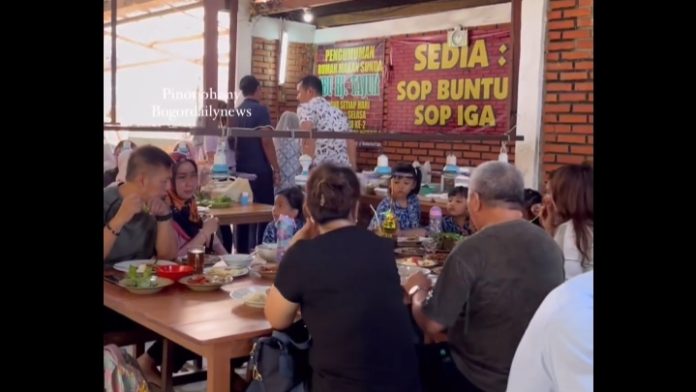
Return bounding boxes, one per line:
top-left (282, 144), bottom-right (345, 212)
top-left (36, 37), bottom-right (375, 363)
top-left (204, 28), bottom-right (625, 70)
top-left (423, 220), bottom-right (565, 392)
top-left (275, 226), bottom-right (420, 392)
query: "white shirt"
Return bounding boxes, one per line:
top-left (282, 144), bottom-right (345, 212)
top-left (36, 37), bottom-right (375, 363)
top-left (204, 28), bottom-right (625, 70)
top-left (507, 271), bottom-right (593, 392)
top-left (297, 96), bottom-right (351, 167)
top-left (554, 221), bottom-right (593, 280)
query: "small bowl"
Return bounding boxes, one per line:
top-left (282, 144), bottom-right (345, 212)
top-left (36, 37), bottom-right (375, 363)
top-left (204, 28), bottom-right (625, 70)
top-left (222, 254), bottom-right (253, 269)
top-left (256, 243), bottom-right (278, 263)
top-left (155, 265), bottom-right (195, 282)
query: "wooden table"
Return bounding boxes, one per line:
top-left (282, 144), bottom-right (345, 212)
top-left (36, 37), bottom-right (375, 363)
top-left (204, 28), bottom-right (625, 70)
top-left (207, 203), bottom-right (273, 226)
top-left (104, 274), bottom-right (272, 392)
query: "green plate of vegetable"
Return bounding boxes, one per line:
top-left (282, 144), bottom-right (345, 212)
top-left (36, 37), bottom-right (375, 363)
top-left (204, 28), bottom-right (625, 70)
top-left (434, 233), bottom-right (465, 252)
top-left (118, 265), bottom-right (174, 294)
top-left (210, 196), bottom-right (233, 209)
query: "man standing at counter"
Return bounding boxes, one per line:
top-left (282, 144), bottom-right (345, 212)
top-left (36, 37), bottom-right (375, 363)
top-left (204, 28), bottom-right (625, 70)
top-left (297, 75), bottom-right (356, 169)
top-left (230, 75), bottom-right (280, 253)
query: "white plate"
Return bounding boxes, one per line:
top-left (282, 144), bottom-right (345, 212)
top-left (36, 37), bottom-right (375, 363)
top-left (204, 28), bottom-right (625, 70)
top-left (204, 266), bottom-right (250, 278)
top-left (113, 259), bottom-right (177, 272)
top-left (397, 256), bottom-right (440, 268)
top-left (397, 236), bottom-right (427, 243)
top-left (230, 286), bottom-right (269, 308)
top-left (197, 206), bottom-right (210, 213)
top-left (397, 265), bottom-right (430, 278)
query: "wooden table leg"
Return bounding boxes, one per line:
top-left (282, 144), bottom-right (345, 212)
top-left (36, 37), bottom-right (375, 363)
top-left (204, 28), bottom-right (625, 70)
top-left (161, 339), bottom-right (174, 392)
top-left (206, 347), bottom-right (231, 392)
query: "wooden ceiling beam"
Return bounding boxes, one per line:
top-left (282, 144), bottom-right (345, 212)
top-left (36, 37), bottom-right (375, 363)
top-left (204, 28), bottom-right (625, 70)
top-left (315, 0), bottom-right (508, 28)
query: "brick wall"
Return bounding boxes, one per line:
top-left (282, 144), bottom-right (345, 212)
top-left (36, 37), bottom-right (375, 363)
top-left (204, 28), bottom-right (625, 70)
top-left (374, 26), bottom-right (514, 175)
top-left (542, 0), bottom-right (593, 175)
top-left (250, 4), bottom-right (594, 181)
top-left (251, 37), bottom-right (314, 124)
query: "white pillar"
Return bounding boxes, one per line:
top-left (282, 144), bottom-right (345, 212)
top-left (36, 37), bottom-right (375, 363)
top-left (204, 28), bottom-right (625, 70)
top-left (234, 0), bottom-right (253, 99)
top-left (514, 0), bottom-right (548, 189)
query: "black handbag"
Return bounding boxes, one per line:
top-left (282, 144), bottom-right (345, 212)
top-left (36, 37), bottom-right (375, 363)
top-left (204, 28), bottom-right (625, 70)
top-left (247, 321), bottom-right (312, 392)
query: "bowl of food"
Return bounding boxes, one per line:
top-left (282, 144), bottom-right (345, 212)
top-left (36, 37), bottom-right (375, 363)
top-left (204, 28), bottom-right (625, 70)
top-left (222, 254), bottom-right (253, 269)
top-left (119, 265), bottom-right (174, 294)
top-left (155, 265), bottom-right (195, 282)
top-left (205, 266), bottom-right (250, 281)
top-left (243, 291), bottom-right (268, 308)
top-left (255, 243), bottom-right (278, 263)
top-left (434, 233), bottom-right (465, 252)
top-left (178, 274), bottom-right (224, 292)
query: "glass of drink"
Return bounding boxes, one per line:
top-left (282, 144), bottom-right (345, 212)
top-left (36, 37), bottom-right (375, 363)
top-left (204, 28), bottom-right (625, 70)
top-left (188, 247), bottom-right (205, 274)
top-left (422, 237), bottom-right (437, 258)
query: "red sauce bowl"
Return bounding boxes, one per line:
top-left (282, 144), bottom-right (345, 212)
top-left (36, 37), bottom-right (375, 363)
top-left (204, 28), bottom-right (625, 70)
top-left (156, 265), bottom-right (195, 282)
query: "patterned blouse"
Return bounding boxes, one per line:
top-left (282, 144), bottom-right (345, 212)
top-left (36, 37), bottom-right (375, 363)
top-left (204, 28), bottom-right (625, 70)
top-left (441, 215), bottom-right (473, 236)
top-left (262, 218), bottom-right (306, 243)
top-left (274, 137), bottom-right (302, 191)
top-left (297, 97), bottom-right (352, 167)
top-left (368, 194), bottom-right (422, 231)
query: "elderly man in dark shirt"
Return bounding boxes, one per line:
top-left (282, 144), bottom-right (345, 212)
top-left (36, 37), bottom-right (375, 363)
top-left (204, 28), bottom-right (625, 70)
top-left (405, 161), bottom-right (565, 392)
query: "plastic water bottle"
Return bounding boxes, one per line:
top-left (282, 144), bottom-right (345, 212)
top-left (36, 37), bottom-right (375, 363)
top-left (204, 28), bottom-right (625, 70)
top-left (498, 142), bottom-right (509, 163)
top-left (240, 192), bottom-right (249, 206)
top-left (275, 215), bottom-right (295, 263)
top-left (429, 206), bottom-right (442, 236)
top-left (422, 161), bottom-right (432, 185)
top-left (211, 140), bottom-right (230, 180)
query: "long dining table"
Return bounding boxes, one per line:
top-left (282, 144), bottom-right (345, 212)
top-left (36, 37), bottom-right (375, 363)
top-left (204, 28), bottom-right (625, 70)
top-left (104, 269), bottom-right (272, 392)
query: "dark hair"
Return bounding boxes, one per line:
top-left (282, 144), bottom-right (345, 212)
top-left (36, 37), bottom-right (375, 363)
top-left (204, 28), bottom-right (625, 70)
top-left (523, 188), bottom-right (543, 227)
top-left (240, 75), bottom-right (260, 97)
top-left (391, 163), bottom-right (422, 197)
top-left (549, 163), bottom-right (593, 265)
top-left (276, 186), bottom-right (305, 220)
top-left (298, 75), bottom-right (323, 96)
top-left (126, 145), bottom-right (173, 181)
top-left (448, 186), bottom-right (468, 198)
top-left (306, 164), bottom-right (360, 224)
